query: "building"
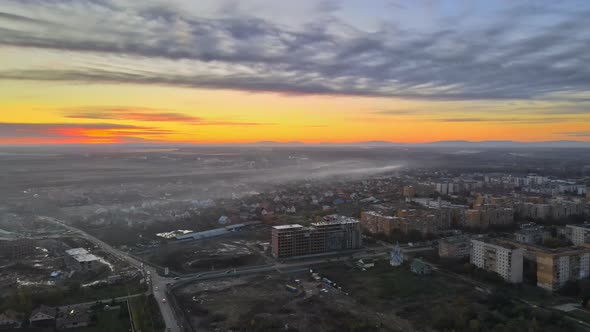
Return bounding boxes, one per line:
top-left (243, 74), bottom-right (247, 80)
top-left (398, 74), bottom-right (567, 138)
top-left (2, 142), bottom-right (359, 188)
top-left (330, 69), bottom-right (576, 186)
top-left (514, 228), bottom-right (547, 245)
top-left (464, 209), bottom-right (483, 228)
top-left (470, 239), bottom-right (524, 283)
top-left (0, 310), bottom-right (23, 329)
top-left (0, 238), bottom-right (35, 259)
top-left (29, 305), bottom-right (56, 328)
top-left (271, 215), bottom-right (362, 258)
top-left (64, 248), bottom-right (100, 272)
top-left (360, 211), bottom-right (398, 235)
top-left (56, 306), bottom-right (94, 330)
top-left (439, 236), bottom-right (471, 259)
top-left (410, 259), bottom-right (432, 275)
top-left (565, 224), bottom-right (590, 246)
top-left (537, 247), bottom-right (590, 291)
top-left (403, 185), bottom-right (416, 198)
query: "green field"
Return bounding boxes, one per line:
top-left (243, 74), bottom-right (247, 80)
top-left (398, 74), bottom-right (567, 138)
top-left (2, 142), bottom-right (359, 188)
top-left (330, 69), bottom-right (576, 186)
top-left (70, 309), bottom-right (131, 332)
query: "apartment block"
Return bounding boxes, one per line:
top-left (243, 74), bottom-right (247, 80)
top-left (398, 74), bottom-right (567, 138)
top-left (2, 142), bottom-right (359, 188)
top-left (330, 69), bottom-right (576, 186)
top-left (514, 228), bottom-right (547, 245)
top-left (537, 248), bottom-right (590, 291)
top-left (360, 211), bottom-right (399, 235)
top-left (439, 236), bottom-right (471, 259)
top-left (565, 224), bottom-right (590, 246)
top-left (470, 239), bottom-right (524, 283)
top-left (271, 215), bottom-right (362, 258)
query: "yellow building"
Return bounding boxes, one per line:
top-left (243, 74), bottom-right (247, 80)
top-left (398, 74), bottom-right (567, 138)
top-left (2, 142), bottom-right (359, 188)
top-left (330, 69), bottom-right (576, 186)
top-left (537, 248), bottom-right (590, 291)
top-left (403, 185), bottom-right (416, 198)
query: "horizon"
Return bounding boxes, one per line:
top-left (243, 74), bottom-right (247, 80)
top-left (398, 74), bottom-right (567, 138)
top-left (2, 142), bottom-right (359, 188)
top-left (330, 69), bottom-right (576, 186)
top-left (2, 1), bottom-right (590, 144)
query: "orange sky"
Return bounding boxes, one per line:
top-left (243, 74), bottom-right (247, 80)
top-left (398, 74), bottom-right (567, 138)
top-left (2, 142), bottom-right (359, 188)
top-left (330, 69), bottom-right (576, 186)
top-left (1, 82), bottom-right (589, 144)
top-left (2, 1), bottom-right (590, 144)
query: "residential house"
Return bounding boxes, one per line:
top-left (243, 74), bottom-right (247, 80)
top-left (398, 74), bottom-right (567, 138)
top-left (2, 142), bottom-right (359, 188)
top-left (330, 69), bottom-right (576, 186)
top-left (29, 305), bottom-right (57, 328)
top-left (0, 310), bottom-right (23, 329)
top-left (411, 259), bottom-right (433, 275)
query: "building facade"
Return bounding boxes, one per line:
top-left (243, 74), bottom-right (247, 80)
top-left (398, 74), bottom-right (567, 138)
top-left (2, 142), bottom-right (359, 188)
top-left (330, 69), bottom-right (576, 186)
top-left (271, 215), bottom-right (362, 258)
top-left (537, 248), bottom-right (590, 291)
top-left (0, 239), bottom-right (35, 259)
top-left (514, 228), bottom-right (547, 245)
top-left (470, 239), bottom-right (524, 283)
top-left (565, 224), bottom-right (590, 246)
top-left (65, 248), bottom-right (100, 272)
top-left (439, 236), bottom-right (471, 258)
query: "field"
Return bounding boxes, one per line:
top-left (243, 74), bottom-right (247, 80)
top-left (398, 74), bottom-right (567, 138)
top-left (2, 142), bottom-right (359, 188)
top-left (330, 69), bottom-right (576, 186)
top-left (69, 309), bottom-right (130, 332)
top-left (174, 258), bottom-right (579, 332)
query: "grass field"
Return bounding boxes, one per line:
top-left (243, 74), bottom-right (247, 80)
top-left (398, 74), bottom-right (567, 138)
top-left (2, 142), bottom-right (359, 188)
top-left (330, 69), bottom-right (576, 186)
top-left (70, 309), bottom-right (131, 332)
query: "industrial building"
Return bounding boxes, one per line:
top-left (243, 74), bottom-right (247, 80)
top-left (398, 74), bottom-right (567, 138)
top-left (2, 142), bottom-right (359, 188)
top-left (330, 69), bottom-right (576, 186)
top-left (64, 248), bottom-right (100, 272)
top-left (271, 215), bottom-right (362, 258)
top-left (470, 238), bottom-right (524, 283)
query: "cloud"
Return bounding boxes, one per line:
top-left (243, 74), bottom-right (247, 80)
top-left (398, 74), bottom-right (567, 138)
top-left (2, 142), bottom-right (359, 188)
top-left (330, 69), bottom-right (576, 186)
top-left (373, 109), bottom-right (419, 115)
top-left (0, 1), bottom-right (589, 101)
top-left (435, 117), bottom-right (571, 124)
top-left (64, 108), bottom-right (204, 123)
top-left (558, 131), bottom-right (590, 137)
top-left (0, 122), bottom-right (171, 144)
top-left (62, 107), bottom-right (274, 126)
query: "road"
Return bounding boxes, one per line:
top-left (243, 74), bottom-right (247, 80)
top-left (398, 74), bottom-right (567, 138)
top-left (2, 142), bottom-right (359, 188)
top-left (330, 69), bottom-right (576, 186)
top-left (39, 217), bottom-right (182, 332)
top-left (39, 216), bottom-right (436, 332)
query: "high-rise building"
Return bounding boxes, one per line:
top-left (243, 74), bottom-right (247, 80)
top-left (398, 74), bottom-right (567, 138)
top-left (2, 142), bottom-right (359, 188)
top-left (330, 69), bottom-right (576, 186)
top-left (470, 238), bottom-right (524, 283)
top-left (537, 247), bottom-right (590, 291)
top-left (271, 215), bottom-right (362, 258)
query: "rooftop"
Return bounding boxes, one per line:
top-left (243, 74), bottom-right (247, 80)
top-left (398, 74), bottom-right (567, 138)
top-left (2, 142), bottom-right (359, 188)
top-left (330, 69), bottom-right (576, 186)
top-left (312, 215), bottom-right (359, 226)
top-left (567, 224), bottom-right (590, 230)
top-left (65, 248), bottom-right (99, 262)
top-left (273, 224), bottom-right (304, 230)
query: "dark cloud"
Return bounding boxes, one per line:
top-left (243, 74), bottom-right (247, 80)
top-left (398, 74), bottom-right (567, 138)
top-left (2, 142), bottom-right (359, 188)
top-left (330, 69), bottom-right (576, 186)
top-left (0, 1), bottom-right (589, 101)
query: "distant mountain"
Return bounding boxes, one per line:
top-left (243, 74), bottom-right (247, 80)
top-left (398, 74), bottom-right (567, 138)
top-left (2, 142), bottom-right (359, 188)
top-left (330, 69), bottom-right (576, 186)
top-left (352, 140), bottom-right (401, 146)
top-left (423, 140), bottom-right (590, 148)
top-left (251, 141), bottom-right (305, 146)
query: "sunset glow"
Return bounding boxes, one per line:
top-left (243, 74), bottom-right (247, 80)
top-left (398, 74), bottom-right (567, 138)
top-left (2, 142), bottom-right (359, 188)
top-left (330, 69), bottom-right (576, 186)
top-left (1, 1), bottom-right (590, 144)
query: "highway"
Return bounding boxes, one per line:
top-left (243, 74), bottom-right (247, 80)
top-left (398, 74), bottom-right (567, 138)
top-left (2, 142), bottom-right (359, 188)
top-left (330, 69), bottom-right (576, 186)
top-left (39, 217), bottom-right (182, 332)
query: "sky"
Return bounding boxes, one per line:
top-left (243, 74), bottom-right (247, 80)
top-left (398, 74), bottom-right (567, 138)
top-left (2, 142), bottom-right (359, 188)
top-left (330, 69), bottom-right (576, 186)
top-left (1, 0), bottom-right (590, 144)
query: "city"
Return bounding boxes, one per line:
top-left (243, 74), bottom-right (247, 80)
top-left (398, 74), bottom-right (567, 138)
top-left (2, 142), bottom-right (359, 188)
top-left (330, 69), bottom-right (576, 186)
top-left (1, 145), bottom-right (590, 331)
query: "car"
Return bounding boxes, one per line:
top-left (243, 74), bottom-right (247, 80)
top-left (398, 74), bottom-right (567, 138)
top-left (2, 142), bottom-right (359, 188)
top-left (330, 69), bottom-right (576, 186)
top-left (155, 286), bottom-right (159, 290)
top-left (225, 270), bottom-right (231, 274)
top-left (173, 277), bottom-right (180, 280)
top-left (196, 274), bottom-right (202, 278)
top-left (162, 298), bottom-right (167, 303)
